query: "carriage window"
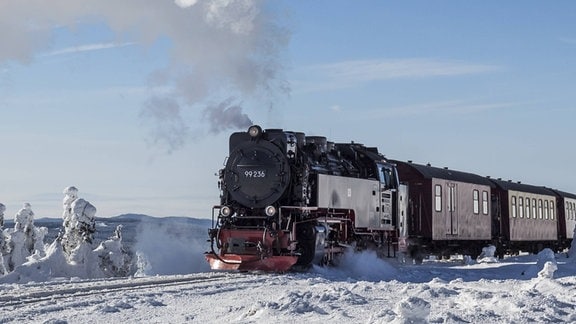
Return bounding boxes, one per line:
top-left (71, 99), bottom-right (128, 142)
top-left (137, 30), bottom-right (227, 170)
top-left (511, 196), bottom-right (517, 218)
top-left (525, 197), bottom-right (531, 219)
top-left (435, 185), bottom-right (442, 212)
top-left (473, 190), bottom-right (479, 214)
top-left (482, 191), bottom-right (489, 215)
top-left (550, 200), bottom-right (554, 220)
top-left (532, 198), bottom-right (537, 219)
top-left (518, 197), bottom-right (524, 218)
top-left (538, 199), bottom-right (543, 219)
top-left (544, 200), bottom-right (549, 219)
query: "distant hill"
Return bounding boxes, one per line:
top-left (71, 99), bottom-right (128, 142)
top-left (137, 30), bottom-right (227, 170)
top-left (2, 214), bottom-right (213, 247)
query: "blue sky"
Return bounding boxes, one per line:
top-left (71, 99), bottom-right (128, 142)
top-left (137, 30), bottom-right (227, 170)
top-left (1, 1), bottom-right (575, 218)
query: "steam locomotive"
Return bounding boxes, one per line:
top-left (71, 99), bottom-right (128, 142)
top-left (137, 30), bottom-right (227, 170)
top-left (205, 126), bottom-right (575, 271)
top-left (205, 125), bottom-right (405, 271)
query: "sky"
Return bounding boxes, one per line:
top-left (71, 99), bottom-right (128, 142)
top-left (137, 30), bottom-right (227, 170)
top-left (1, 0), bottom-right (575, 218)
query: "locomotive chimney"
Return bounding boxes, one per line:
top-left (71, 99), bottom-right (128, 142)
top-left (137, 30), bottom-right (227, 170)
top-left (294, 132), bottom-right (306, 149)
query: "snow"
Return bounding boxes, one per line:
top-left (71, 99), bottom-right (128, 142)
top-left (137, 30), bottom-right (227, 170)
top-left (1, 216), bottom-right (575, 323)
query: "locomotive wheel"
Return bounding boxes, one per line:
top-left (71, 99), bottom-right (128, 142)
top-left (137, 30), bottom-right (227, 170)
top-left (409, 245), bottom-right (424, 265)
top-left (295, 223), bottom-right (317, 267)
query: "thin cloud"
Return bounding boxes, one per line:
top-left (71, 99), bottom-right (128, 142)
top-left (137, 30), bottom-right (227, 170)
top-left (41, 42), bottom-right (136, 57)
top-left (293, 58), bottom-right (501, 93)
top-left (558, 37), bottom-right (576, 45)
top-left (362, 100), bottom-right (522, 120)
top-left (330, 105), bottom-right (342, 112)
top-left (317, 100), bottom-right (521, 122)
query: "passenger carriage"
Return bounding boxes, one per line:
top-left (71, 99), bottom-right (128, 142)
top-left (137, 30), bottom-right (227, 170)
top-left (391, 160), bottom-right (494, 260)
top-left (550, 189), bottom-right (576, 250)
top-left (490, 179), bottom-right (558, 255)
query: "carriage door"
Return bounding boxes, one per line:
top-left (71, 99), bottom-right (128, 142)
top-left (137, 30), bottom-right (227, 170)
top-left (446, 182), bottom-right (458, 236)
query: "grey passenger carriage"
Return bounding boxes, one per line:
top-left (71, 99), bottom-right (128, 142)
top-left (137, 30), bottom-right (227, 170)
top-left (490, 179), bottom-right (558, 257)
top-left (550, 189), bottom-right (576, 249)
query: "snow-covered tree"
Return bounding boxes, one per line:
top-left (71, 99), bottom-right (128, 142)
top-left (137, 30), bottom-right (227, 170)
top-left (0, 203), bottom-right (9, 275)
top-left (0, 203), bottom-right (4, 228)
top-left (61, 186), bottom-right (97, 257)
top-left (0, 188), bottom-right (132, 281)
top-left (59, 186), bottom-right (132, 277)
top-left (14, 203), bottom-right (35, 255)
top-left (95, 225), bottom-right (132, 277)
top-left (7, 203), bottom-right (47, 271)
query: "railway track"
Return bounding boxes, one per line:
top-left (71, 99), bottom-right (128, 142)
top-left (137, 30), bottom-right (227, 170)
top-left (0, 273), bottom-right (231, 309)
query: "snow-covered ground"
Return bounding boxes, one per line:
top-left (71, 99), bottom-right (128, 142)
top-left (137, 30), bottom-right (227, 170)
top-left (1, 216), bottom-right (576, 323)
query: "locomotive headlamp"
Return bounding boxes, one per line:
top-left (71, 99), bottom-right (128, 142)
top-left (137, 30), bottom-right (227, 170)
top-left (220, 206), bottom-right (233, 217)
top-left (265, 205), bottom-right (277, 217)
top-left (248, 125), bottom-right (262, 138)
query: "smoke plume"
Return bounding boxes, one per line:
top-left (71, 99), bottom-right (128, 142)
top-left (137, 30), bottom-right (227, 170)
top-left (203, 98), bottom-right (253, 134)
top-left (0, 0), bottom-right (290, 151)
top-left (140, 96), bottom-right (190, 153)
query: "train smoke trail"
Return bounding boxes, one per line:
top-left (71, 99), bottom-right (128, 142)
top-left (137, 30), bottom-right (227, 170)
top-left (0, 0), bottom-right (290, 152)
top-left (202, 98), bottom-right (253, 134)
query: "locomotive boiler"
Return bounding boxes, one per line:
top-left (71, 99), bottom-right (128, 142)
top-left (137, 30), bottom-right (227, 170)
top-left (205, 125), bottom-right (405, 271)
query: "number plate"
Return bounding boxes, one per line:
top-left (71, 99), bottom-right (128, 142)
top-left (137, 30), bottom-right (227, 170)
top-left (244, 170), bottom-right (266, 178)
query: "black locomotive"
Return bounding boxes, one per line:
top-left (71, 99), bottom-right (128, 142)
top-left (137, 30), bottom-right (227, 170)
top-left (205, 126), bottom-right (575, 270)
top-left (206, 125), bottom-right (402, 271)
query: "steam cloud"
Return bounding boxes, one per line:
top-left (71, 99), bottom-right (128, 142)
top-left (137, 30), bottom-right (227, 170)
top-left (202, 98), bottom-right (252, 134)
top-left (0, 0), bottom-right (290, 152)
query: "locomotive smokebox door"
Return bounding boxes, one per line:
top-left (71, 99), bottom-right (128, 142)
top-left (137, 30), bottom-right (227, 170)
top-left (224, 140), bottom-right (291, 208)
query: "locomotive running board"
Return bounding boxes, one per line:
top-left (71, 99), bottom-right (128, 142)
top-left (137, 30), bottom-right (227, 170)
top-left (205, 253), bottom-right (298, 272)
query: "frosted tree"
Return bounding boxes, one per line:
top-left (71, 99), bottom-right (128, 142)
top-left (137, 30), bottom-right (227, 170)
top-left (0, 203), bottom-right (9, 275)
top-left (14, 203), bottom-right (35, 253)
top-left (61, 186), bottom-right (97, 258)
top-left (8, 203), bottom-right (46, 270)
top-left (0, 188), bottom-right (134, 280)
top-left (95, 225), bottom-right (132, 277)
top-left (0, 203), bottom-right (4, 228)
